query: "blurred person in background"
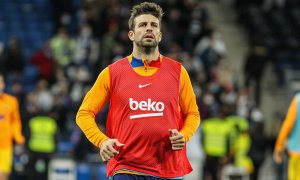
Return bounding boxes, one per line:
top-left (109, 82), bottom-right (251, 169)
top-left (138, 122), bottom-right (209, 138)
top-left (0, 72), bottom-right (25, 180)
top-left (2, 36), bottom-right (24, 77)
top-left (50, 27), bottom-right (76, 70)
top-left (273, 92), bottom-right (300, 180)
top-left (76, 2), bottom-right (200, 180)
top-left (248, 108), bottom-right (267, 180)
top-left (243, 45), bottom-right (268, 107)
top-left (30, 41), bottom-right (55, 84)
top-left (201, 105), bottom-right (234, 180)
top-left (227, 115), bottom-right (253, 176)
top-left (27, 112), bottom-right (58, 180)
top-left (194, 29), bottom-right (226, 83)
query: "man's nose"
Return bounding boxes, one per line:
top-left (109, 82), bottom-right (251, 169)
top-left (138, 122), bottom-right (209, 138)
top-left (146, 24), bottom-right (153, 31)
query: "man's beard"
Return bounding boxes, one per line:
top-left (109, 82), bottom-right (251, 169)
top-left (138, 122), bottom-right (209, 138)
top-left (136, 39), bottom-right (158, 54)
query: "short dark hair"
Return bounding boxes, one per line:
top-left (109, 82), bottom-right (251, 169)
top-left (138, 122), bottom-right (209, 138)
top-left (128, 2), bottom-right (164, 31)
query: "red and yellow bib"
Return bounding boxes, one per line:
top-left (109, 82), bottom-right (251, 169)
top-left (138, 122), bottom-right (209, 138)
top-left (106, 56), bottom-right (192, 177)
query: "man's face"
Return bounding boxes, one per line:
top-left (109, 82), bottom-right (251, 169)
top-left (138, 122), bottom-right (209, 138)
top-left (0, 75), bottom-right (4, 93)
top-left (129, 14), bottom-right (162, 48)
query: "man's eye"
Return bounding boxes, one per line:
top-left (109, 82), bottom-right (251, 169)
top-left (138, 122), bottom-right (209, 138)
top-left (152, 24), bottom-right (158, 27)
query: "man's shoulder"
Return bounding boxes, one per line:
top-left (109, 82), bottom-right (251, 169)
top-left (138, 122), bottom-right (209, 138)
top-left (162, 56), bottom-right (183, 73)
top-left (108, 57), bottom-right (130, 76)
top-left (1, 93), bottom-right (17, 102)
top-left (109, 57), bottom-right (128, 67)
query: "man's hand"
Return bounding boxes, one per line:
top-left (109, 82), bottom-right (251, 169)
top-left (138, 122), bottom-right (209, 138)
top-left (169, 129), bottom-right (185, 151)
top-left (14, 144), bottom-right (24, 155)
top-left (273, 150), bottom-right (283, 164)
top-left (100, 139), bottom-right (124, 162)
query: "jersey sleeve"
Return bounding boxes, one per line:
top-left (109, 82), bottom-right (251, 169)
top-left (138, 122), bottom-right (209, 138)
top-left (179, 66), bottom-right (201, 142)
top-left (275, 96), bottom-right (298, 152)
top-left (76, 67), bottom-right (110, 148)
top-left (11, 97), bottom-right (25, 144)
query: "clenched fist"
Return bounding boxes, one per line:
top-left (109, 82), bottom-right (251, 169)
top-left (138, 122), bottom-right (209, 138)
top-left (169, 129), bottom-right (185, 151)
top-left (100, 139), bottom-right (124, 161)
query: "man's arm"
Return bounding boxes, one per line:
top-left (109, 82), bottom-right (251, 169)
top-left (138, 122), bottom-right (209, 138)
top-left (76, 67), bottom-right (111, 148)
top-left (11, 97), bottom-right (25, 145)
top-left (178, 66), bottom-right (201, 142)
top-left (273, 96), bottom-right (298, 163)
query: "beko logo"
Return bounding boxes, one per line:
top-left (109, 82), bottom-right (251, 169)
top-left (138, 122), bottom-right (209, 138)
top-left (129, 98), bottom-right (164, 119)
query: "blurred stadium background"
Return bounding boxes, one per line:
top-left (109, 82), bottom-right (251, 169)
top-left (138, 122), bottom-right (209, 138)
top-left (1, 0), bottom-right (299, 179)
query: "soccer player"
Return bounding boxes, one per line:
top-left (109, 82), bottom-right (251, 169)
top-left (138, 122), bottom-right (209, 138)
top-left (0, 72), bottom-right (25, 180)
top-left (273, 92), bottom-right (300, 180)
top-left (76, 2), bottom-right (200, 179)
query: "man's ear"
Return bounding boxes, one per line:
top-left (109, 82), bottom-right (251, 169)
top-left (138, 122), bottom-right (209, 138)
top-left (158, 31), bottom-right (162, 42)
top-left (128, 31), bottom-right (134, 41)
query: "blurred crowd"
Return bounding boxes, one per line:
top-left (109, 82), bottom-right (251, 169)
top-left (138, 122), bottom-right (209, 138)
top-left (0, 0), bottom-right (283, 179)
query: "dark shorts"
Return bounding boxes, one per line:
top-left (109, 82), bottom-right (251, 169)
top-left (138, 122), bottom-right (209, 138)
top-left (110, 174), bottom-right (183, 180)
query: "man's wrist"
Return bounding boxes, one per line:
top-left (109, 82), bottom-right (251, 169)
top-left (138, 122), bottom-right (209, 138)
top-left (99, 137), bottom-right (110, 148)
